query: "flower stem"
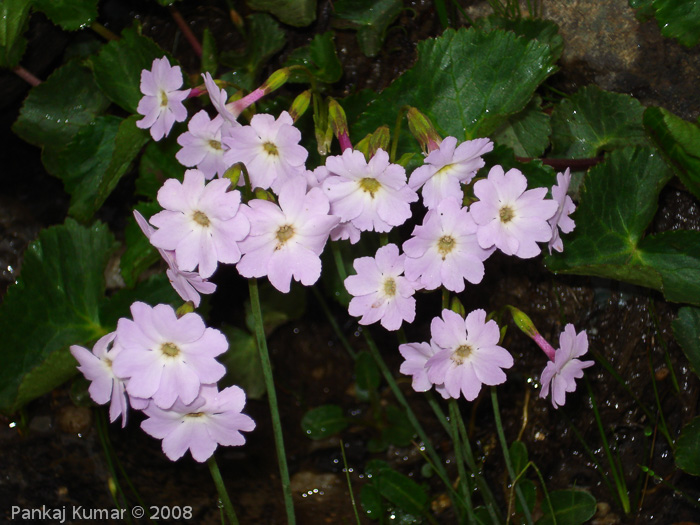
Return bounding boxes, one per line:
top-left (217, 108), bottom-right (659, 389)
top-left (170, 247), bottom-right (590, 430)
top-left (12, 65), bottom-right (41, 87)
top-left (449, 400), bottom-right (476, 522)
top-left (248, 278), bottom-right (296, 525)
top-left (169, 6), bottom-right (202, 57)
top-left (90, 22), bottom-right (119, 41)
top-left (207, 455), bottom-right (240, 525)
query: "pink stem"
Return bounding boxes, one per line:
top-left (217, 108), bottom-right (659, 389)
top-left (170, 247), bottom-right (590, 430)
top-left (13, 66), bottom-right (41, 87)
top-left (169, 6), bottom-right (202, 58)
top-left (187, 85), bottom-right (207, 98)
top-left (338, 133), bottom-right (353, 153)
top-left (533, 333), bottom-right (556, 361)
top-left (229, 87), bottom-right (266, 116)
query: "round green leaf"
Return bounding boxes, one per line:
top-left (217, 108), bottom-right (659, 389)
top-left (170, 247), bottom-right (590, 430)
top-left (301, 404), bottom-right (348, 439)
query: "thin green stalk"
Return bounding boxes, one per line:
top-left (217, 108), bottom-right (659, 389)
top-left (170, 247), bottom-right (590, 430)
top-left (311, 286), bottom-right (357, 359)
top-left (645, 345), bottom-right (673, 450)
top-left (565, 416), bottom-right (617, 498)
top-left (207, 456), bottom-right (240, 525)
top-left (648, 299), bottom-right (680, 394)
top-left (331, 242), bottom-right (348, 281)
top-left (340, 440), bottom-right (362, 525)
top-left (390, 107), bottom-right (409, 163)
top-left (449, 400), bottom-right (476, 522)
top-left (491, 388), bottom-right (533, 525)
top-left (433, 0), bottom-right (450, 29)
top-left (248, 278), bottom-right (296, 524)
top-left (586, 379), bottom-right (631, 514)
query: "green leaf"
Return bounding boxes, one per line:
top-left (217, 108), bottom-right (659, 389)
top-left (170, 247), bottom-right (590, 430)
top-left (546, 147), bottom-right (672, 291)
top-left (374, 468), bottom-right (429, 516)
top-left (0, 0), bottom-right (31, 68)
top-left (137, 137), bottom-right (185, 200)
top-left (120, 201), bottom-right (162, 287)
top-left (218, 326), bottom-right (266, 400)
top-left (43, 115), bottom-right (150, 222)
top-left (629, 0), bottom-right (655, 22)
top-left (360, 484), bottom-right (384, 519)
top-left (12, 59), bottom-right (110, 149)
top-left (354, 27), bottom-right (556, 142)
top-left (644, 106), bottom-right (700, 200)
top-left (219, 13), bottom-right (285, 91)
top-left (515, 479), bottom-right (536, 516)
top-left (90, 25), bottom-right (170, 113)
top-left (333, 0), bottom-right (402, 57)
top-left (33, 0), bottom-right (98, 31)
top-left (550, 85), bottom-right (647, 158)
top-left (492, 96), bottom-right (551, 157)
top-left (675, 416), bottom-right (700, 476)
top-left (355, 350), bottom-right (380, 401)
top-left (285, 31), bottom-right (342, 83)
top-left (475, 15), bottom-right (564, 61)
top-left (301, 404), bottom-right (348, 439)
top-left (652, 0), bottom-right (700, 47)
top-left (509, 440), bottom-right (529, 476)
top-left (538, 489), bottom-right (596, 525)
top-left (246, 0), bottom-right (316, 27)
top-left (672, 306), bottom-right (700, 378)
top-left (244, 282), bottom-right (306, 336)
top-left (381, 405), bottom-right (415, 447)
top-left (484, 145), bottom-right (557, 190)
top-left (0, 219), bottom-right (116, 414)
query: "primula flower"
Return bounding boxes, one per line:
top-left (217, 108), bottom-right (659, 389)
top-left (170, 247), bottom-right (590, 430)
top-left (398, 341), bottom-right (447, 398)
top-left (202, 72), bottom-right (239, 124)
top-left (470, 165), bottom-right (558, 258)
top-left (344, 244), bottom-right (418, 331)
top-left (70, 332), bottom-right (130, 427)
top-left (323, 149), bottom-right (418, 233)
top-left (136, 57), bottom-right (191, 141)
top-left (134, 210), bottom-right (216, 307)
top-left (176, 110), bottom-right (236, 180)
top-left (141, 384), bottom-right (255, 462)
top-left (408, 136), bottom-right (493, 209)
top-left (403, 197), bottom-right (493, 292)
top-left (149, 169), bottom-right (250, 279)
top-left (222, 111), bottom-right (308, 193)
top-left (548, 169), bottom-right (576, 254)
top-left (540, 324), bottom-right (594, 408)
top-left (237, 177), bottom-right (340, 293)
top-left (425, 309), bottom-right (513, 401)
top-left (113, 302), bottom-right (227, 410)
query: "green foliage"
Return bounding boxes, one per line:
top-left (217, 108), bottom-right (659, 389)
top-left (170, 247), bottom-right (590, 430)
top-left (201, 28), bottom-right (218, 76)
top-left (120, 201), bottom-right (161, 287)
top-left (652, 0), bottom-right (700, 47)
top-left (538, 489), bottom-right (597, 525)
top-left (675, 417), bottom-right (700, 476)
top-left (550, 86), bottom-right (647, 158)
top-left (246, 0), bottom-right (316, 27)
top-left (0, 220), bottom-right (116, 414)
top-left (137, 138), bottom-right (185, 200)
top-left (333, 0), bottom-right (403, 57)
top-left (492, 96), bottom-right (551, 157)
top-left (355, 350), bottom-right (381, 402)
top-left (218, 327), bottom-right (266, 399)
top-left (98, 274), bottom-right (180, 329)
top-left (484, 145), bottom-right (557, 190)
top-left (354, 27), bottom-right (557, 145)
top-left (284, 32), bottom-right (343, 84)
top-left (0, 0), bottom-right (31, 68)
top-left (42, 115), bottom-right (150, 222)
top-left (219, 13), bottom-right (285, 91)
top-left (90, 25), bottom-right (170, 113)
top-left (301, 405), bottom-right (348, 439)
top-left (33, 0), bottom-right (98, 31)
top-left (644, 106), bottom-right (700, 201)
top-left (672, 307), bottom-right (700, 378)
top-left (12, 59), bottom-right (110, 149)
top-left (475, 15), bottom-right (564, 61)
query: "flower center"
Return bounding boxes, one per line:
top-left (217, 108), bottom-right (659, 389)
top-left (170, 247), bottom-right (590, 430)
top-left (159, 89), bottom-right (169, 108)
top-left (160, 342), bottom-right (180, 358)
top-left (435, 163), bottom-right (455, 177)
top-left (192, 210), bottom-right (211, 227)
top-left (275, 224), bottom-right (295, 249)
top-left (359, 177), bottom-right (381, 198)
top-left (185, 412), bottom-right (205, 418)
top-left (451, 344), bottom-right (473, 364)
top-left (383, 277), bottom-right (396, 297)
top-left (499, 205), bottom-right (515, 224)
top-left (437, 235), bottom-right (456, 259)
top-left (208, 139), bottom-right (223, 151)
top-left (263, 142), bottom-right (279, 156)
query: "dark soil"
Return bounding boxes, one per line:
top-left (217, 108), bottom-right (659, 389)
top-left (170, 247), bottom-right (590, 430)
top-left (1, 1), bottom-right (699, 524)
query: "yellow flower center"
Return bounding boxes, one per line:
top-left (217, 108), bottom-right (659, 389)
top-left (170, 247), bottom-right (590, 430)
top-left (359, 177), bottom-right (381, 198)
top-left (185, 412), bottom-right (205, 418)
top-left (437, 235), bottom-right (456, 259)
top-left (499, 205), bottom-right (515, 224)
top-left (435, 163), bottom-right (455, 177)
top-left (263, 142), bottom-right (279, 156)
top-left (208, 139), bottom-right (223, 150)
top-left (192, 210), bottom-right (211, 227)
top-left (383, 277), bottom-right (397, 297)
top-left (275, 224), bottom-right (295, 249)
top-left (160, 342), bottom-right (180, 358)
top-left (159, 89), bottom-right (169, 108)
top-left (452, 344), bottom-right (473, 365)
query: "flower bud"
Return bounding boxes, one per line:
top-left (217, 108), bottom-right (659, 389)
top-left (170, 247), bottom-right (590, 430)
top-left (289, 90), bottom-right (311, 122)
top-left (368, 126), bottom-right (390, 159)
top-left (406, 107), bottom-right (441, 153)
top-left (328, 98), bottom-right (352, 152)
top-left (262, 68), bottom-right (290, 94)
top-left (176, 301), bottom-right (196, 317)
top-left (450, 296), bottom-right (466, 318)
top-left (223, 163), bottom-right (243, 187)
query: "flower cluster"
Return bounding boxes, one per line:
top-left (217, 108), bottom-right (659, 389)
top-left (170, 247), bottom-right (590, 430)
top-left (71, 302), bottom-right (254, 462)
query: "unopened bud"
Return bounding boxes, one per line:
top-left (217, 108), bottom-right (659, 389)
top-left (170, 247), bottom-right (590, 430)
top-left (262, 68), bottom-right (290, 94)
top-left (506, 305), bottom-right (538, 339)
top-left (176, 301), bottom-right (195, 317)
top-left (328, 98), bottom-right (352, 152)
top-left (450, 296), bottom-right (465, 318)
top-left (254, 188), bottom-right (275, 201)
top-left (223, 163), bottom-right (243, 187)
top-left (354, 134), bottom-right (371, 159)
top-left (406, 107), bottom-right (441, 153)
top-left (289, 90), bottom-right (311, 122)
top-left (368, 126), bottom-right (390, 158)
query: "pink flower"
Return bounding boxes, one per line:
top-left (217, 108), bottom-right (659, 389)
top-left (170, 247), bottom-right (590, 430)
top-left (222, 111), bottom-right (308, 193)
top-left (344, 244), bottom-right (418, 331)
top-left (237, 177), bottom-right (340, 293)
top-left (403, 197), bottom-right (494, 292)
top-left (136, 57), bottom-right (190, 141)
top-left (176, 110), bottom-right (236, 180)
top-left (70, 332), bottom-right (130, 427)
top-left (548, 169), bottom-right (576, 254)
top-left (113, 302), bottom-right (227, 409)
top-left (202, 72), bottom-right (239, 124)
top-left (141, 384), bottom-right (255, 462)
top-left (408, 136), bottom-right (493, 209)
top-left (134, 210), bottom-right (216, 307)
top-left (540, 324), bottom-right (594, 408)
top-left (149, 169), bottom-right (250, 279)
top-left (425, 309), bottom-right (513, 400)
top-left (471, 165), bottom-right (558, 258)
top-left (323, 149), bottom-right (418, 233)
